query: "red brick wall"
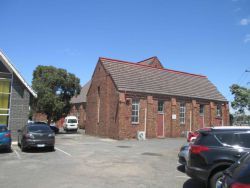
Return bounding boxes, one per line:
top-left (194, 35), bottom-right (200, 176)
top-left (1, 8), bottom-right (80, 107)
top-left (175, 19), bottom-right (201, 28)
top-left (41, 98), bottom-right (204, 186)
top-left (32, 112), bottom-right (64, 127)
top-left (69, 103), bottom-right (87, 129)
top-left (33, 113), bottom-right (47, 122)
top-left (85, 62), bottom-right (230, 139)
top-left (85, 62), bottom-right (119, 139)
top-left (117, 95), bottom-right (230, 138)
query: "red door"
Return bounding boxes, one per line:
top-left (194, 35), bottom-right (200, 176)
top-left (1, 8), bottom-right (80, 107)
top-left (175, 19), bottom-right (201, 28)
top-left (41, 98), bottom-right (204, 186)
top-left (199, 115), bottom-right (204, 128)
top-left (157, 114), bottom-right (164, 137)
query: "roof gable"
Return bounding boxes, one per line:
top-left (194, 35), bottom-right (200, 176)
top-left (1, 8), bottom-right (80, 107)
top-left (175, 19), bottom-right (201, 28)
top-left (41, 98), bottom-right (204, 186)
top-left (99, 57), bottom-right (227, 102)
top-left (70, 81), bottom-right (91, 104)
top-left (0, 51), bottom-right (37, 98)
top-left (137, 56), bottom-right (164, 69)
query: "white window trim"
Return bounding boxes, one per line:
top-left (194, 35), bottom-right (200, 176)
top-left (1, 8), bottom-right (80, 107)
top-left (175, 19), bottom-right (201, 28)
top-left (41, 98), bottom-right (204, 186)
top-left (200, 105), bottom-right (204, 116)
top-left (131, 99), bottom-right (140, 124)
top-left (158, 101), bottom-right (164, 113)
top-left (180, 103), bottom-right (186, 124)
top-left (216, 105), bottom-right (221, 117)
top-left (97, 87), bottom-right (100, 124)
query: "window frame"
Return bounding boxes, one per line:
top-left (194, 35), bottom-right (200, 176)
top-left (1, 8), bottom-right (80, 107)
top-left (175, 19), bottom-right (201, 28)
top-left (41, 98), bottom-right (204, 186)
top-left (216, 104), bottom-right (222, 117)
top-left (0, 77), bottom-right (12, 126)
top-left (179, 102), bottom-right (186, 124)
top-left (158, 101), bottom-right (164, 113)
top-left (97, 86), bottom-right (100, 124)
top-left (131, 99), bottom-right (140, 124)
top-left (200, 104), bottom-right (204, 116)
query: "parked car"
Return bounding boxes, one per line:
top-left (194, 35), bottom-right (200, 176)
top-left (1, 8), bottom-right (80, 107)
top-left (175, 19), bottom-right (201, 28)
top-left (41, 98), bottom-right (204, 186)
top-left (221, 152), bottom-right (250, 188)
top-left (0, 125), bottom-right (11, 151)
top-left (18, 123), bottom-right (55, 152)
top-left (31, 121), bottom-right (59, 134)
top-left (179, 128), bottom-right (211, 166)
top-left (49, 124), bottom-right (59, 134)
top-left (186, 126), bottom-right (250, 188)
top-left (178, 142), bottom-right (190, 165)
top-left (63, 116), bottom-right (78, 132)
top-left (187, 131), bottom-right (199, 142)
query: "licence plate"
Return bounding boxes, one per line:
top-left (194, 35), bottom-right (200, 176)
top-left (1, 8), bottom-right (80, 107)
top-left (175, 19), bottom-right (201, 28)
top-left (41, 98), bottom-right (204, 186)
top-left (37, 144), bottom-right (45, 148)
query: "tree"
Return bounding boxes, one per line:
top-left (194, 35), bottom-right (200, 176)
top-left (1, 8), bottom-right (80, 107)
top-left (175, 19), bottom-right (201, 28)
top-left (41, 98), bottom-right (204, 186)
top-left (230, 84), bottom-right (250, 113)
top-left (32, 66), bottom-right (81, 124)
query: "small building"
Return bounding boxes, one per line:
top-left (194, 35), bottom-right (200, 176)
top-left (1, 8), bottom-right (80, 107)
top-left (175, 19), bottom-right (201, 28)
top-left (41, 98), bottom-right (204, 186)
top-left (86, 57), bottom-right (229, 139)
top-left (0, 51), bottom-right (37, 140)
top-left (69, 81), bottom-right (90, 129)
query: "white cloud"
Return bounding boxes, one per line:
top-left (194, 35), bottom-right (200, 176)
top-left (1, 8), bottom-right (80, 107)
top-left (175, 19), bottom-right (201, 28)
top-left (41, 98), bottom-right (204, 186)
top-left (244, 34), bottom-right (250, 43)
top-left (240, 18), bottom-right (250, 26)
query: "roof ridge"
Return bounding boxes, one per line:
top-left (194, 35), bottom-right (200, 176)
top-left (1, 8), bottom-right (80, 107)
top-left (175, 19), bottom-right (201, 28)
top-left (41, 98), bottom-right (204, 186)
top-left (99, 57), bottom-right (207, 78)
top-left (137, 56), bottom-right (157, 64)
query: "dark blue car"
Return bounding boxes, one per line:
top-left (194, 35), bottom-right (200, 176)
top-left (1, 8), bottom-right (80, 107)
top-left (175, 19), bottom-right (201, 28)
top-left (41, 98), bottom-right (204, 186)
top-left (221, 152), bottom-right (250, 188)
top-left (0, 125), bottom-right (12, 151)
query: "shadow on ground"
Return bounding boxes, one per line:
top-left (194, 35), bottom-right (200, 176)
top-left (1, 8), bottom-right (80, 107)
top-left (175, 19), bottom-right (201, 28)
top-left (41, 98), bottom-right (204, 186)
top-left (177, 165), bottom-right (206, 188)
top-left (20, 147), bottom-right (55, 153)
top-left (0, 148), bottom-right (12, 154)
top-left (183, 179), bottom-right (206, 188)
top-left (57, 130), bottom-right (82, 135)
top-left (177, 165), bottom-right (186, 173)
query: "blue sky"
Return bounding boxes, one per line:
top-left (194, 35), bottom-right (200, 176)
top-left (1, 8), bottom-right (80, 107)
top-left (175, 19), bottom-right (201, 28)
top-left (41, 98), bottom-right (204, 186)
top-left (0, 0), bottom-right (249, 110)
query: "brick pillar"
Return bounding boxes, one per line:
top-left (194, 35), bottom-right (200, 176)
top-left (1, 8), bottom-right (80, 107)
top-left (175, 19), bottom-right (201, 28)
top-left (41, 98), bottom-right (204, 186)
top-left (192, 100), bottom-right (197, 131)
top-left (146, 96), bottom-right (155, 138)
top-left (222, 103), bottom-right (230, 126)
top-left (171, 97), bottom-right (177, 137)
top-left (118, 93), bottom-right (126, 139)
top-left (210, 102), bottom-right (215, 126)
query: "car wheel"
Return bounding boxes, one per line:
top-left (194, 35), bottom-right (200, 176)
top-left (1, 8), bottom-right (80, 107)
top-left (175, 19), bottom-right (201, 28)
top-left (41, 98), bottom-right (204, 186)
top-left (50, 146), bottom-right (55, 152)
top-left (21, 142), bottom-right (26, 152)
top-left (7, 146), bottom-right (12, 153)
top-left (210, 171), bottom-right (224, 188)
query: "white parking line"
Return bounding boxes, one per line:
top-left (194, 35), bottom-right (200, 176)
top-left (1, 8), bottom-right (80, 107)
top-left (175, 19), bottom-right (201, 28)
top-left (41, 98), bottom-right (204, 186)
top-left (55, 147), bottom-right (72, 157)
top-left (176, 175), bottom-right (189, 179)
top-left (13, 149), bottom-right (21, 159)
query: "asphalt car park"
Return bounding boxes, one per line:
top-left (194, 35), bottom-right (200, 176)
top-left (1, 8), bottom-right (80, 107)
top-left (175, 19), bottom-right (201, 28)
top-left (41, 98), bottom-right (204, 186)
top-left (0, 130), bottom-right (205, 188)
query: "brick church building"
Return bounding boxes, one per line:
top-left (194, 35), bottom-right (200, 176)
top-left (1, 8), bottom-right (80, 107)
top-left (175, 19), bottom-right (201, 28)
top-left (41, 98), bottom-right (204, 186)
top-left (85, 57), bottom-right (229, 139)
top-left (69, 81), bottom-right (90, 129)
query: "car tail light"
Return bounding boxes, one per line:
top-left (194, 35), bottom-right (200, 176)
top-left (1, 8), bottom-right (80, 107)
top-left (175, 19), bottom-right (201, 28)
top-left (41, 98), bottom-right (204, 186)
top-left (231, 183), bottom-right (250, 188)
top-left (190, 145), bottom-right (210, 154)
top-left (4, 133), bottom-right (11, 138)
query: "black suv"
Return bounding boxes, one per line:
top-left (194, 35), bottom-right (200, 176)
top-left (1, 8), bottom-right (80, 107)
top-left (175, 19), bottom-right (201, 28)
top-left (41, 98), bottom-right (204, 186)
top-left (186, 127), bottom-right (250, 188)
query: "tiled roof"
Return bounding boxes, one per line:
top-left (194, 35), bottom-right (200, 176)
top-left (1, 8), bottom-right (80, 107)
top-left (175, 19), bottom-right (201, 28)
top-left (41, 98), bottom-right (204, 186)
top-left (70, 81), bottom-right (91, 104)
top-left (100, 57), bottom-right (227, 102)
top-left (137, 56), bottom-right (164, 68)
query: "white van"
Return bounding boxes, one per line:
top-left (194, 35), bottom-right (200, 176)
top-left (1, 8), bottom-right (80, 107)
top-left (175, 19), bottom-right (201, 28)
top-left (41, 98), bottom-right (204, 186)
top-left (63, 116), bottom-right (78, 132)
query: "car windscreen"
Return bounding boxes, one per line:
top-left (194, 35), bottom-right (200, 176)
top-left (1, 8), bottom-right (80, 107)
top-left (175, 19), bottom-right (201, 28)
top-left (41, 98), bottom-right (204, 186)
top-left (68, 119), bottom-right (77, 123)
top-left (28, 125), bottom-right (52, 133)
top-left (0, 126), bottom-right (7, 132)
top-left (215, 132), bottom-right (250, 148)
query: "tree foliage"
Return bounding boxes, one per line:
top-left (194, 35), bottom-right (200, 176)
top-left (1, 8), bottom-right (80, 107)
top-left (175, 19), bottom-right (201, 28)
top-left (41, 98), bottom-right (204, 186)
top-left (32, 66), bottom-right (81, 123)
top-left (230, 84), bottom-right (250, 113)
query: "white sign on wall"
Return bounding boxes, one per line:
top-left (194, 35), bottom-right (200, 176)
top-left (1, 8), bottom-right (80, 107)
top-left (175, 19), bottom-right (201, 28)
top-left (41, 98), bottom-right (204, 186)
top-left (172, 114), bottom-right (177, 120)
